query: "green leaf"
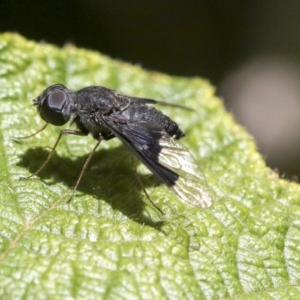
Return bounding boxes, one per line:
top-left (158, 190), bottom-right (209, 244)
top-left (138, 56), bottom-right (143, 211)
top-left (1, 33), bottom-right (300, 299)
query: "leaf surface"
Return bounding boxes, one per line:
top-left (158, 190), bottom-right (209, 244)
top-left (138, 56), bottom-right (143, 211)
top-left (0, 33), bottom-right (300, 299)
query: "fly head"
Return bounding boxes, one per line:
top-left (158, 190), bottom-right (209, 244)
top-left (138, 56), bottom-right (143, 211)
top-left (33, 84), bottom-right (72, 126)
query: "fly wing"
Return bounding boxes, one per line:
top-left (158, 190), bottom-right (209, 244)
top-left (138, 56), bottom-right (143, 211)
top-left (117, 94), bottom-right (193, 111)
top-left (130, 96), bottom-right (193, 111)
top-left (156, 133), bottom-right (212, 208)
top-left (101, 115), bottom-right (212, 208)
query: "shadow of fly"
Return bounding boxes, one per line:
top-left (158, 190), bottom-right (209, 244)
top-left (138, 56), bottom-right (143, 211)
top-left (14, 84), bottom-right (212, 211)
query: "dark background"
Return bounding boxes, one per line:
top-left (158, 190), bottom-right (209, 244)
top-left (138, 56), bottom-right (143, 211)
top-left (2, 1), bottom-right (300, 179)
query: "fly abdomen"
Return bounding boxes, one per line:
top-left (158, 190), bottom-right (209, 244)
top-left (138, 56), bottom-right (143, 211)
top-left (146, 106), bottom-right (185, 140)
top-left (164, 120), bottom-right (185, 140)
top-left (128, 103), bottom-right (185, 140)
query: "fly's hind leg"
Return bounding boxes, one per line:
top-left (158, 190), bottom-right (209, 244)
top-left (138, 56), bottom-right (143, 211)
top-left (133, 156), bottom-right (164, 215)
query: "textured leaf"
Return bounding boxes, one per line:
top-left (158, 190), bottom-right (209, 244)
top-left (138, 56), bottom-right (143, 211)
top-left (1, 33), bottom-right (300, 299)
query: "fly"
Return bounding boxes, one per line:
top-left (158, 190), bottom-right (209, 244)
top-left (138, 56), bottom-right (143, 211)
top-left (15, 84), bottom-right (212, 209)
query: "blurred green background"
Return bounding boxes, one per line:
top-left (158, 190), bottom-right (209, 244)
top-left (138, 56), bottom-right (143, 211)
top-left (1, 0), bottom-right (300, 179)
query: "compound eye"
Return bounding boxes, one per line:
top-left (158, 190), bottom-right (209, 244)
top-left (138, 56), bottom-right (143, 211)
top-left (41, 90), bottom-right (69, 126)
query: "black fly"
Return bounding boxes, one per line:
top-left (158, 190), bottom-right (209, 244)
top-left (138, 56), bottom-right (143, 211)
top-left (16, 84), bottom-right (212, 208)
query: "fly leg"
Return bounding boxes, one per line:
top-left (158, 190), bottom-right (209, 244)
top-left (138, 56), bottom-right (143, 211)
top-left (11, 123), bottom-right (49, 140)
top-left (67, 137), bottom-right (103, 202)
top-left (133, 156), bottom-right (164, 215)
top-left (20, 129), bottom-right (88, 180)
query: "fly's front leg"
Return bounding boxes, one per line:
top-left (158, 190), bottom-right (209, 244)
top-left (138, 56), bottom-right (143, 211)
top-left (20, 129), bottom-right (88, 180)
